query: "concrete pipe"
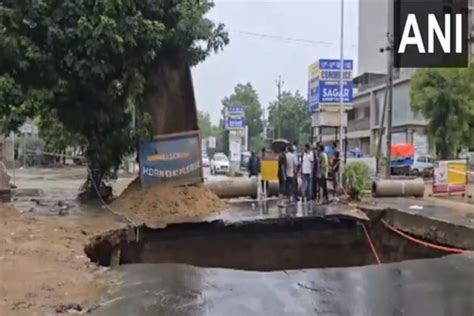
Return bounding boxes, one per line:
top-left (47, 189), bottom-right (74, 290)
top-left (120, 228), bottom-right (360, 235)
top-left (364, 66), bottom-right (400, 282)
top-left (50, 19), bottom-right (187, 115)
top-left (267, 178), bottom-right (303, 196)
top-left (205, 178), bottom-right (304, 199)
top-left (204, 179), bottom-right (258, 199)
top-left (372, 178), bottom-right (425, 198)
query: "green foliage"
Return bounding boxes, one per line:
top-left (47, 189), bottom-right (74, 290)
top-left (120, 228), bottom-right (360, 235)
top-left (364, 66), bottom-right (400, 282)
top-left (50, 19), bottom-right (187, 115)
top-left (410, 67), bottom-right (474, 159)
top-left (221, 83), bottom-right (263, 139)
top-left (343, 162), bottom-right (370, 200)
top-left (198, 110), bottom-right (219, 139)
top-left (268, 90), bottom-right (311, 143)
top-left (249, 135), bottom-right (266, 153)
top-left (0, 0), bottom-right (228, 192)
top-left (37, 112), bottom-right (83, 154)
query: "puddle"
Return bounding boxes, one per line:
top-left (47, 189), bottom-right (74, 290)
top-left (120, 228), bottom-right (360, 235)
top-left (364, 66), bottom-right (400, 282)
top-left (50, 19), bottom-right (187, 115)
top-left (85, 215), bottom-right (452, 271)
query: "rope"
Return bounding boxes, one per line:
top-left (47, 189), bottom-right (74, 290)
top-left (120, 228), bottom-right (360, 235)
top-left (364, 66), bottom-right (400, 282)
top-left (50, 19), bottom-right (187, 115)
top-left (361, 223), bottom-right (382, 265)
top-left (86, 166), bottom-right (140, 242)
top-left (381, 219), bottom-right (468, 254)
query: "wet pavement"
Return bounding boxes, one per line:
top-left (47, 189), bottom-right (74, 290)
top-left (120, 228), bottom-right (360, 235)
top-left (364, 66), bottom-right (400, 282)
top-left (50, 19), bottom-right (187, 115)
top-left (90, 253), bottom-right (474, 316)
top-left (364, 197), bottom-right (474, 229)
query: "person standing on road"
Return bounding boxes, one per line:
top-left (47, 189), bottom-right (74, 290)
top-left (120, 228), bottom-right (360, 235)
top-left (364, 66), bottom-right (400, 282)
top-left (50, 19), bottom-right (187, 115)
top-left (317, 144), bottom-right (329, 203)
top-left (332, 148), bottom-right (341, 197)
top-left (285, 146), bottom-right (297, 203)
top-left (248, 152), bottom-right (260, 178)
top-left (311, 144), bottom-right (319, 201)
top-left (277, 147), bottom-right (287, 205)
top-left (301, 144), bottom-right (314, 202)
top-left (260, 148), bottom-right (268, 194)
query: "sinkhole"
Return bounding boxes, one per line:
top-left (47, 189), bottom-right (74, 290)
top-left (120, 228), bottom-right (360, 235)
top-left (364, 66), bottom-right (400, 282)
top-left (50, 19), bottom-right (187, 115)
top-left (84, 215), bottom-right (455, 271)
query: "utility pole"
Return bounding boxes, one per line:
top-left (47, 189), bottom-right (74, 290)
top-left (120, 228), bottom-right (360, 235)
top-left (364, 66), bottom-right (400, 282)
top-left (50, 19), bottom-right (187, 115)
top-left (380, 32), bottom-right (395, 179)
top-left (338, 0), bottom-right (345, 190)
top-left (276, 76), bottom-right (284, 139)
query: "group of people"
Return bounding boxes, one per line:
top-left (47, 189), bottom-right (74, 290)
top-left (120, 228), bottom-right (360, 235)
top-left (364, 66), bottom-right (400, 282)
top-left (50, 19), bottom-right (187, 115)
top-left (277, 141), bottom-right (340, 204)
top-left (247, 141), bottom-right (341, 205)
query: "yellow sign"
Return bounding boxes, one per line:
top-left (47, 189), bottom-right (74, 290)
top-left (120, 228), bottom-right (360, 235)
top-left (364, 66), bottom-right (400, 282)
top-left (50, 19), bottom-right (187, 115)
top-left (447, 161), bottom-right (467, 185)
top-left (261, 159), bottom-right (279, 181)
top-left (308, 62), bottom-right (320, 80)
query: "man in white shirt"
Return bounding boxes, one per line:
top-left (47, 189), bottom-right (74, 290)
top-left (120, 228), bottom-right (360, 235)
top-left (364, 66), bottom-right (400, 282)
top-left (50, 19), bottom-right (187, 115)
top-left (285, 146), bottom-right (297, 202)
top-left (301, 144), bottom-right (314, 201)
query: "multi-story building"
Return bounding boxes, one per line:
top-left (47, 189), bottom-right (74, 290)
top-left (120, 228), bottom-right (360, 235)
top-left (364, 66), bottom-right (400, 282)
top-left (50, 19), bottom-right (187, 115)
top-left (321, 0), bottom-right (474, 157)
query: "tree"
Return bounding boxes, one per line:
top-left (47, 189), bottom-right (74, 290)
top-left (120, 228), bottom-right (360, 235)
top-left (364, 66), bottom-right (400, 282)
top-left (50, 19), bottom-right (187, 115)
top-left (410, 67), bottom-right (474, 159)
top-left (0, 0), bottom-right (228, 196)
top-left (36, 112), bottom-right (83, 163)
top-left (268, 90), bottom-right (311, 144)
top-left (221, 83), bottom-right (263, 139)
top-left (198, 110), bottom-right (218, 139)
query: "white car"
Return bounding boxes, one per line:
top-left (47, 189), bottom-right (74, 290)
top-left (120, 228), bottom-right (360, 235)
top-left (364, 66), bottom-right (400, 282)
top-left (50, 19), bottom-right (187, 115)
top-left (410, 155), bottom-right (435, 175)
top-left (202, 155), bottom-right (210, 167)
top-left (210, 153), bottom-right (230, 175)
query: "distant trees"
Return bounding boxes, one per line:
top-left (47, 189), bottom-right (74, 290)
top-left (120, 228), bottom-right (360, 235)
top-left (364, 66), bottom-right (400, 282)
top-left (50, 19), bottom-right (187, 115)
top-left (220, 83), bottom-right (264, 152)
top-left (0, 0), bottom-right (228, 194)
top-left (410, 66), bottom-right (474, 159)
top-left (268, 90), bottom-right (311, 144)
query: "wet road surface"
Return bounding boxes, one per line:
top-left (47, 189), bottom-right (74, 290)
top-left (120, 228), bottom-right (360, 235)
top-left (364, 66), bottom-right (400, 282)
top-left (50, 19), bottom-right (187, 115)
top-left (90, 253), bottom-right (474, 316)
top-left (365, 197), bottom-right (474, 229)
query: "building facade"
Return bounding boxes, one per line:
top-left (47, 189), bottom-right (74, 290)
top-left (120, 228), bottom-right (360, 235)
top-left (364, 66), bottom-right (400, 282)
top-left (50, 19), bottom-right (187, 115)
top-left (326, 0), bottom-right (474, 157)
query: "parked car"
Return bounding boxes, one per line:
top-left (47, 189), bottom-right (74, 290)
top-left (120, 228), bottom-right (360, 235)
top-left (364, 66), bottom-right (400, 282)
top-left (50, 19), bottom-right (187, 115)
top-left (210, 153), bottom-right (230, 175)
top-left (202, 154), bottom-right (210, 167)
top-left (240, 152), bottom-right (251, 171)
top-left (410, 155), bottom-right (435, 176)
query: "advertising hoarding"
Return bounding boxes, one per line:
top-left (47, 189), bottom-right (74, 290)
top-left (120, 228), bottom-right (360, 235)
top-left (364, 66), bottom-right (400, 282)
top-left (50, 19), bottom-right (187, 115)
top-left (139, 131), bottom-right (203, 188)
top-left (308, 59), bottom-right (354, 113)
top-left (226, 117), bottom-right (246, 130)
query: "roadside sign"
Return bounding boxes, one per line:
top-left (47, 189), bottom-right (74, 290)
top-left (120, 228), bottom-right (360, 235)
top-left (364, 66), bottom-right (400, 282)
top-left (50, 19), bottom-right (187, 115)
top-left (308, 59), bottom-right (354, 113)
top-left (226, 105), bottom-right (245, 117)
top-left (226, 117), bottom-right (246, 130)
top-left (139, 131), bottom-right (203, 188)
top-left (208, 136), bottom-right (217, 149)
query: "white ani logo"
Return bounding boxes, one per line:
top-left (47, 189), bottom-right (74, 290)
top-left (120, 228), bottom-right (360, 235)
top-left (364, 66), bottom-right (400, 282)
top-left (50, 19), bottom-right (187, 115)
top-left (398, 13), bottom-right (463, 53)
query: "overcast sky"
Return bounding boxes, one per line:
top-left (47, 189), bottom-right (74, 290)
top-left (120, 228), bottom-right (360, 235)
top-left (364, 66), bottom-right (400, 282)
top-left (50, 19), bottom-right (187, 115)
top-left (192, 0), bottom-right (359, 124)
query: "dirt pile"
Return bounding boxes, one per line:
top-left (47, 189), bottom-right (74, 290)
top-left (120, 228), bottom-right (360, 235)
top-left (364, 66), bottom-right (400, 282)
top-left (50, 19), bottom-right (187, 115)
top-left (112, 178), bottom-right (227, 225)
top-left (0, 203), bottom-right (123, 316)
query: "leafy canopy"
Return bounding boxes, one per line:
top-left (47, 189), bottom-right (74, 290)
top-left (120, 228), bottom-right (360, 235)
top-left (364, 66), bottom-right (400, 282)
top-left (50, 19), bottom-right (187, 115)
top-left (268, 90), bottom-right (311, 144)
top-left (410, 67), bottom-right (474, 159)
top-left (0, 0), bottom-right (228, 187)
top-left (221, 83), bottom-right (263, 139)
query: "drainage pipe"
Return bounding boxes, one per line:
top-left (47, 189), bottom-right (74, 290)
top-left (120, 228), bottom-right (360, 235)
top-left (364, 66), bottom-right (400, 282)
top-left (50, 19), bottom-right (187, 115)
top-left (204, 178), bottom-right (303, 199)
top-left (372, 178), bottom-right (425, 198)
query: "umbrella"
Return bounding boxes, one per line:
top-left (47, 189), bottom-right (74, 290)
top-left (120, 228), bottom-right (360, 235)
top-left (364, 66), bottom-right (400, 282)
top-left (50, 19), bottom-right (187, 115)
top-left (271, 139), bottom-right (290, 153)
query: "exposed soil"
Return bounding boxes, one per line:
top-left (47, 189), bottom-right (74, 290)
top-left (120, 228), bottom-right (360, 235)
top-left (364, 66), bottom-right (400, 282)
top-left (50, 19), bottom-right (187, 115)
top-left (112, 178), bottom-right (227, 225)
top-left (0, 203), bottom-right (123, 316)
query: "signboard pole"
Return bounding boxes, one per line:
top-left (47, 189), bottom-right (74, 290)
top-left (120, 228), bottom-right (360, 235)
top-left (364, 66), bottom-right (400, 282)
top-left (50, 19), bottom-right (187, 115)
top-left (338, 0), bottom-right (345, 192)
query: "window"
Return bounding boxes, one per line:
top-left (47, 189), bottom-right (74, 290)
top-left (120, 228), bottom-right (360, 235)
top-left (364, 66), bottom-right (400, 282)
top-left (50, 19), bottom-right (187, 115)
top-left (364, 107), bottom-right (370, 118)
top-left (417, 156), bottom-right (426, 163)
top-left (427, 157), bottom-right (434, 163)
top-left (347, 109), bottom-right (356, 121)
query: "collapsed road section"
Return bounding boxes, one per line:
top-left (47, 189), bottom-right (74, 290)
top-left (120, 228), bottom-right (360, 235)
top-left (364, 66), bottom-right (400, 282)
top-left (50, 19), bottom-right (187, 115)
top-left (84, 202), bottom-right (473, 271)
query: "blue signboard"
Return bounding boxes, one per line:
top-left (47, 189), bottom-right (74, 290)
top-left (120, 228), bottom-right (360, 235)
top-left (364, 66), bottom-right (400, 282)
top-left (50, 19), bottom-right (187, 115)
top-left (308, 59), bottom-right (354, 112)
top-left (319, 59), bottom-right (353, 70)
top-left (319, 80), bottom-right (353, 103)
top-left (139, 132), bottom-right (203, 188)
top-left (227, 105), bottom-right (245, 115)
top-left (226, 117), bottom-right (246, 129)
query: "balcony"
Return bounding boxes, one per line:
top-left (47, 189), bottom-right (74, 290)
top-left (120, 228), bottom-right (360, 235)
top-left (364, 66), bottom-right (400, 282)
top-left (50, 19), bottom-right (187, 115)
top-left (347, 117), bottom-right (370, 132)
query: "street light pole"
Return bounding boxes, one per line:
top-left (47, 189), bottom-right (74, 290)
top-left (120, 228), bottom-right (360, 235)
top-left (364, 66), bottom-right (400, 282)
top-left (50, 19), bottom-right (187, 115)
top-left (276, 76), bottom-right (284, 139)
top-left (381, 33), bottom-right (395, 179)
top-left (338, 0), bottom-right (345, 190)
